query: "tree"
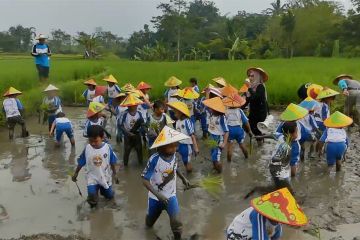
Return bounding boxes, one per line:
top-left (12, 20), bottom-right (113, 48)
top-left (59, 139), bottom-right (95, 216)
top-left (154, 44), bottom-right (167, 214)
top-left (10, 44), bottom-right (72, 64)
top-left (8, 25), bottom-right (36, 52)
top-left (49, 29), bottom-right (72, 53)
top-left (75, 32), bottom-right (100, 58)
top-left (280, 10), bottom-right (296, 58)
top-left (264, 0), bottom-right (288, 15)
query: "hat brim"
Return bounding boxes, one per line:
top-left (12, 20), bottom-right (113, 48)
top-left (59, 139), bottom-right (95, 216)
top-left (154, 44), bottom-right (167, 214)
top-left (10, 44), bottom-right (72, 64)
top-left (167, 102), bottom-right (191, 117)
top-left (332, 74), bottom-right (353, 85)
top-left (247, 68), bottom-right (269, 82)
top-left (203, 97), bottom-right (226, 114)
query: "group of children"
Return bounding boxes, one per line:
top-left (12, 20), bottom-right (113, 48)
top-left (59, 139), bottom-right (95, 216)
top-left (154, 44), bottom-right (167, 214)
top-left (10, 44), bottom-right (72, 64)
top-left (2, 70), bottom-right (355, 240)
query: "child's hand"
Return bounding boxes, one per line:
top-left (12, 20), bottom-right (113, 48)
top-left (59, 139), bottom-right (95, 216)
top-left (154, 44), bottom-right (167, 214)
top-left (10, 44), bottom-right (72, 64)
top-left (71, 173), bottom-right (78, 182)
top-left (194, 146), bottom-right (199, 156)
top-left (157, 194), bottom-right (169, 206)
top-left (248, 132), bottom-right (254, 138)
top-left (219, 143), bottom-right (226, 150)
top-left (182, 179), bottom-right (191, 188)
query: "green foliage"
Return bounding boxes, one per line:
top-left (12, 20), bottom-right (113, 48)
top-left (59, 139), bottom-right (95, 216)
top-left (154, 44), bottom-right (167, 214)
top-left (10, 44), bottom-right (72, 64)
top-left (198, 175), bottom-right (223, 198)
top-left (332, 40), bottom-right (340, 57)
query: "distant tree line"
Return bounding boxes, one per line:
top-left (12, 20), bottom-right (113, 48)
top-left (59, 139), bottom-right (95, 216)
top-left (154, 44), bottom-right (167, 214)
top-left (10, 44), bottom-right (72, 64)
top-left (2, 0), bottom-right (360, 60)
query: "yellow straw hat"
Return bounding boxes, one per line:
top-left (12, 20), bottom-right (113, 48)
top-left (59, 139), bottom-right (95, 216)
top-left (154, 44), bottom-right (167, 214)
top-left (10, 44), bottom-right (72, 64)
top-left (3, 87), bottom-right (22, 97)
top-left (87, 102), bottom-right (105, 118)
top-left (172, 87), bottom-right (200, 100)
top-left (122, 83), bottom-right (136, 92)
top-left (120, 93), bottom-right (144, 107)
top-left (83, 79), bottom-right (97, 86)
top-left (44, 84), bottom-right (59, 92)
top-left (164, 76), bottom-right (182, 87)
top-left (251, 188), bottom-right (308, 227)
top-left (324, 111), bottom-right (353, 128)
top-left (202, 97), bottom-right (226, 114)
top-left (280, 103), bottom-right (308, 121)
top-left (150, 126), bottom-right (190, 149)
top-left (316, 88), bottom-right (339, 100)
top-left (212, 77), bottom-right (227, 87)
top-left (247, 67), bottom-right (269, 82)
top-left (167, 101), bottom-right (191, 118)
top-left (103, 74), bottom-right (118, 83)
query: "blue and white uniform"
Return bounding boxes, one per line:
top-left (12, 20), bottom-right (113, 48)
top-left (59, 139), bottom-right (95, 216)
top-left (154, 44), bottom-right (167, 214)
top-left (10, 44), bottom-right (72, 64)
top-left (43, 96), bottom-right (62, 127)
top-left (164, 88), bottom-right (179, 120)
top-left (320, 128), bottom-right (348, 166)
top-left (115, 105), bottom-right (127, 140)
top-left (226, 207), bottom-right (282, 240)
top-left (274, 123), bottom-right (301, 167)
top-left (120, 110), bottom-right (144, 133)
top-left (314, 102), bottom-right (330, 131)
top-left (195, 96), bottom-right (208, 133)
top-left (147, 113), bottom-right (168, 146)
top-left (298, 114), bottom-right (318, 143)
top-left (193, 85), bottom-right (200, 93)
top-left (138, 103), bottom-right (150, 120)
top-left (181, 99), bottom-right (196, 124)
top-left (77, 143), bottom-right (117, 198)
top-left (208, 114), bottom-right (229, 162)
top-left (83, 117), bottom-right (106, 137)
top-left (32, 43), bottom-right (51, 67)
top-left (82, 89), bottom-right (96, 105)
top-left (176, 118), bottom-right (194, 164)
top-left (142, 153), bottom-right (179, 217)
top-left (92, 95), bottom-right (105, 104)
top-left (226, 108), bottom-right (248, 144)
top-left (3, 98), bottom-right (23, 118)
top-left (54, 117), bottom-right (73, 142)
top-left (106, 84), bottom-right (121, 105)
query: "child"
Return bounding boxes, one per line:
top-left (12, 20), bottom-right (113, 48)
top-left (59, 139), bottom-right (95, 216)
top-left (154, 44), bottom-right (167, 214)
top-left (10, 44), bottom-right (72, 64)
top-left (42, 84), bottom-right (62, 131)
top-left (84, 102), bottom-right (107, 137)
top-left (72, 125), bottom-right (118, 208)
top-left (141, 126), bottom-right (191, 240)
top-left (276, 103), bottom-right (308, 176)
top-left (113, 93), bottom-right (127, 143)
top-left (223, 93), bottom-right (252, 161)
top-left (172, 87), bottom-right (199, 125)
top-left (2, 87), bottom-right (28, 139)
top-left (227, 188), bottom-right (308, 240)
top-left (164, 76), bottom-right (182, 121)
top-left (202, 97), bottom-right (229, 173)
top-left (212, 77), bottom-right (227, 88)
top-left (318, 111), bottom-right (352, 172)
top-left (103, 74), bottom-right (121, 106)
top-left (299, 97), bottom-right (321, 160)
top-left (147, 100), bottom-right (173, 150)
top-left (314, 87), bottom-right (339, 131)
top-left (92, 85), bottom-right (106, 104)
top-left (49, 112), bottom-right (75, 147)
top-left (137, 81), bottom-right (153, 120)
top-left (119, 94), bottom-right (146, 166)
top-left (167, 101), bottom-right (199, 173)
top-left (82, 79), bottom-right (97, 105)
top-left (189, 77), bottom-right (200, 93)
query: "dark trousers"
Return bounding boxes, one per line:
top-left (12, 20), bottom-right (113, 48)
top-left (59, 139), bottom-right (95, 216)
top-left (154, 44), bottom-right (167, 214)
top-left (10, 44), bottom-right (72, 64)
top-left (123, 134), bottom-right (143, 166)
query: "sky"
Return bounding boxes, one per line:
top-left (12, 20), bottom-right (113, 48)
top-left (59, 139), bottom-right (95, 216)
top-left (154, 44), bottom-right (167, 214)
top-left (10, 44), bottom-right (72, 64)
top-left (0, 0), bottom-right (353, 38)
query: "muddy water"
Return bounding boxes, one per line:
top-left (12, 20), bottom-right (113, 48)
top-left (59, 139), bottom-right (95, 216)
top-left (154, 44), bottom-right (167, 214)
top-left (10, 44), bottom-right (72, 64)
top-left (0, 107), bottom-right (360, 240)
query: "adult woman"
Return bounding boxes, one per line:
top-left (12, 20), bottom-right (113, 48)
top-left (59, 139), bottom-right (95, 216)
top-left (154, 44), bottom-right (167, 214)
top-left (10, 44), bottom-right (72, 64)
top-left (31, 34), bottom-right (51, 81)
top-left (246, 67), bottom-right (269, 145)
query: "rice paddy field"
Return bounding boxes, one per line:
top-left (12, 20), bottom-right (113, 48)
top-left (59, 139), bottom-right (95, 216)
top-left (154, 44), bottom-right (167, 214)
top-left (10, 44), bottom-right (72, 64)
top-left (1, 55), bottom-right (360, 120)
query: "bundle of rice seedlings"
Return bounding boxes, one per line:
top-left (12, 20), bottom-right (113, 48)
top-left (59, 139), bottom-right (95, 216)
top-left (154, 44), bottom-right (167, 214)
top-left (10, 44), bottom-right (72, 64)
top-left (188, 175), bottom-right (224, 198)
top-left (204, 139), bottom-right (218, 148)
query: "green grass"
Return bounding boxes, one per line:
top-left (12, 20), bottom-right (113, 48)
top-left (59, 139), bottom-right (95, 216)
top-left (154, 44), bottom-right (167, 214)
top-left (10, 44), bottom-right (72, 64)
top-left (1, 56), bottom-right (359, 123)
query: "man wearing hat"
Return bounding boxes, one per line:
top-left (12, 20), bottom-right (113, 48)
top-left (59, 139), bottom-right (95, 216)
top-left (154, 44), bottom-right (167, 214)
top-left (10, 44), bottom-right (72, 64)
top-left (333, 74), bottom-right (360, 126)
top-left (31, 34), bottom-right (51, 82)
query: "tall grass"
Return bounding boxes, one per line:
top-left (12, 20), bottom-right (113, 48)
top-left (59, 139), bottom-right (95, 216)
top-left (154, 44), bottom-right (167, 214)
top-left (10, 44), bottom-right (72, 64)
top-left (1, 56), bottom-right (360, 122)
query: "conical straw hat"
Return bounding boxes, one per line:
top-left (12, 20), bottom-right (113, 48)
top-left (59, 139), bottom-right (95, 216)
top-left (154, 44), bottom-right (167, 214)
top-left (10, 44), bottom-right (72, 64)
top-left (120, 93), bottom-right (143, 107)
top-left (173, 87), bottom-right (200, 100)
top-left (316, 88), bottom-right (339, 100)
top-left (150, 126), bottom-right (190, 149)
top-left (164, 76), bottom-right (182, 87)
top-left (3, 87), bottom-right (22, 97)
top-left (324, 111), bottom-right (353, 128)
top-left (87, 102), bottom-right (105, 118)
top-left (44, 84), bottom-right (59, 92)
top-left (280, 103), bottom-right (308, 121)
top-left (221, 84), bottom-right (238, 97)
top-left (115, 92), bottom-right (127, 98)
top-left (299, 97), bottom-right (319, 111)
top-left (202, 97), bottom-right (226, 114)
top-left (306, 84), bottom-right (323, 99)
top-left (333, 74), bottom-right (353, 85)
top-left (103, 74), bottom-right (118, 83)
top-left (251, 188), bottom-right (308, 227)
top-left (137, 81), bottom-right (152, 90)
top-left (247, 67), bottom-right (269, 82)
top-left (122, 83), bottom-right (136, 92)
top-left (222, 93), bottom-right (246, 108)
top-left (84, 79), bottom-right (97, 86)
top-left (167, 101), bottom-right (191, 118)
top-left (212, 77), bottom-right (227, 87)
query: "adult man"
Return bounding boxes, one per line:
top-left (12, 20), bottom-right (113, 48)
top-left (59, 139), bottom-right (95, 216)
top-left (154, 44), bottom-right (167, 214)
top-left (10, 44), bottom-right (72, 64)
top-left (31, 34), bottom-right (51, 81)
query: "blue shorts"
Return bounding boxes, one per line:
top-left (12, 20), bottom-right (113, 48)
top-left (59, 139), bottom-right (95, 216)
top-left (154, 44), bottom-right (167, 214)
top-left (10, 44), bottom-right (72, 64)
top-left (87, 184), bottom-right (114, 199)
top-left (190, 115), bottom-right (196, 126)
top-left (326, 142), bottom-right (347, 166)
top-left (108, 98), bottom-right (114, 106)
top-left (299, 130), bottom-right (313, 144)
top-left (228, 126), bottom-right (245, 144)
top-left (55, 123), bottom-right (73, 142)
top-left (48, 115), bottom-right (56, 127)
top-left (148, 196), bottom-right (179, 218)
top-left (178, 143), bottom-right (193, 164)
top-left (210, 134), bottom-right (223, 162)
top-left (316, 121), bottom-right (326, 132)
top-left (200, 112), bottom-right (208, 132)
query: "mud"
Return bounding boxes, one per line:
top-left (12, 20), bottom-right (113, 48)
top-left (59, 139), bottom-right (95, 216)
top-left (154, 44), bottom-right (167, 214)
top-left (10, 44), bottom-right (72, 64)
top-left (0, 107), bottom-right (359, 240)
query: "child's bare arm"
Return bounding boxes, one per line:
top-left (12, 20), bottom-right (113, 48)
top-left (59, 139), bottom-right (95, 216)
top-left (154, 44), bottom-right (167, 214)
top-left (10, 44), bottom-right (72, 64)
top-left (191, 134), bottom-right (199, 154)
top-left (142, 178), bottom-right (168, 204)
top-left (176, 169), bottom-right (190, 187)
top-left (71, 165), bottom-right (82, 182)
top-left (244, 123), bottom-right (253, 136)
top-left (49, 122), bottom-right (56, 136)
top-left (220, 132), bottom-right (229, 149)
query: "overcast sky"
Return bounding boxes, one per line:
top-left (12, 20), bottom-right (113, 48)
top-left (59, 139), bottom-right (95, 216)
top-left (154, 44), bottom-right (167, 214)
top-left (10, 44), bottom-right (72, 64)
top-left (0, 0), bottom-right (353, 38)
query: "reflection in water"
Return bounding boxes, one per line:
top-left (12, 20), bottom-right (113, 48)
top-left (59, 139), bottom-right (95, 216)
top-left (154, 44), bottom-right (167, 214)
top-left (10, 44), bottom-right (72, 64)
top-left (43, 145), bottom-right (76, 181)
top-left (89, 209), bottom-right (121, 240)
top-left (10, 144), bottom-right (31, 182)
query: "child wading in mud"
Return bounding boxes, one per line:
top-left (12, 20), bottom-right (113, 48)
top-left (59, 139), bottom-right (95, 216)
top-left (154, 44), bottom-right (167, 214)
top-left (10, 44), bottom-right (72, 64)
top-left (72, 125), bottom-right (118, 208)
top-left (141, 126), bottom-right (191, 240)
top-left (49, 112), bottom-right (75, 147)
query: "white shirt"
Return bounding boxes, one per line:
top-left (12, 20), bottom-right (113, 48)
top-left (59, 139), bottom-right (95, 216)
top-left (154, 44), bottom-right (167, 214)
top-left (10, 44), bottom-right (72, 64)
top-left (166, 88), bottom-right (179, 103)
top-left (175, 118), bottom-right (194, 144)
top-left (84, 89), bottom-right (96, 102)
top-left (226, 108), bottom-right (248, 127)
top-left (3, 98), bottom-right (21, 118)
top-left (121, 111), bottom-right (142, 131)
top-left (137, 104), bottom-right (150, 120)
top-left (322, 128), bottom-right (347, 143)
top-left (107, 85), bottom-right (120, 98)
top-left (142, 153), bottom-right (178, 200)
top-left (55, 117), bottom-right (71, 125)
top-left (208, 114), bottom-right (229, 136)
top-left (92, 95), bottom-right (105, 104)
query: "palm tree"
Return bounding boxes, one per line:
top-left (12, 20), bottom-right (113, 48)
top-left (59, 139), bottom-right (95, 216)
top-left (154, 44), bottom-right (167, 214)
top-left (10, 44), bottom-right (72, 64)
top-left (265, 0), bottom-right (288, 16)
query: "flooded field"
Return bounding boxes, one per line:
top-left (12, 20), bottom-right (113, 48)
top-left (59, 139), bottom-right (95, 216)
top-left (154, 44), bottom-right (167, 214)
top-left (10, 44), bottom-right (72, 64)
top-left (0, 107), bottom-right (359, 240)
